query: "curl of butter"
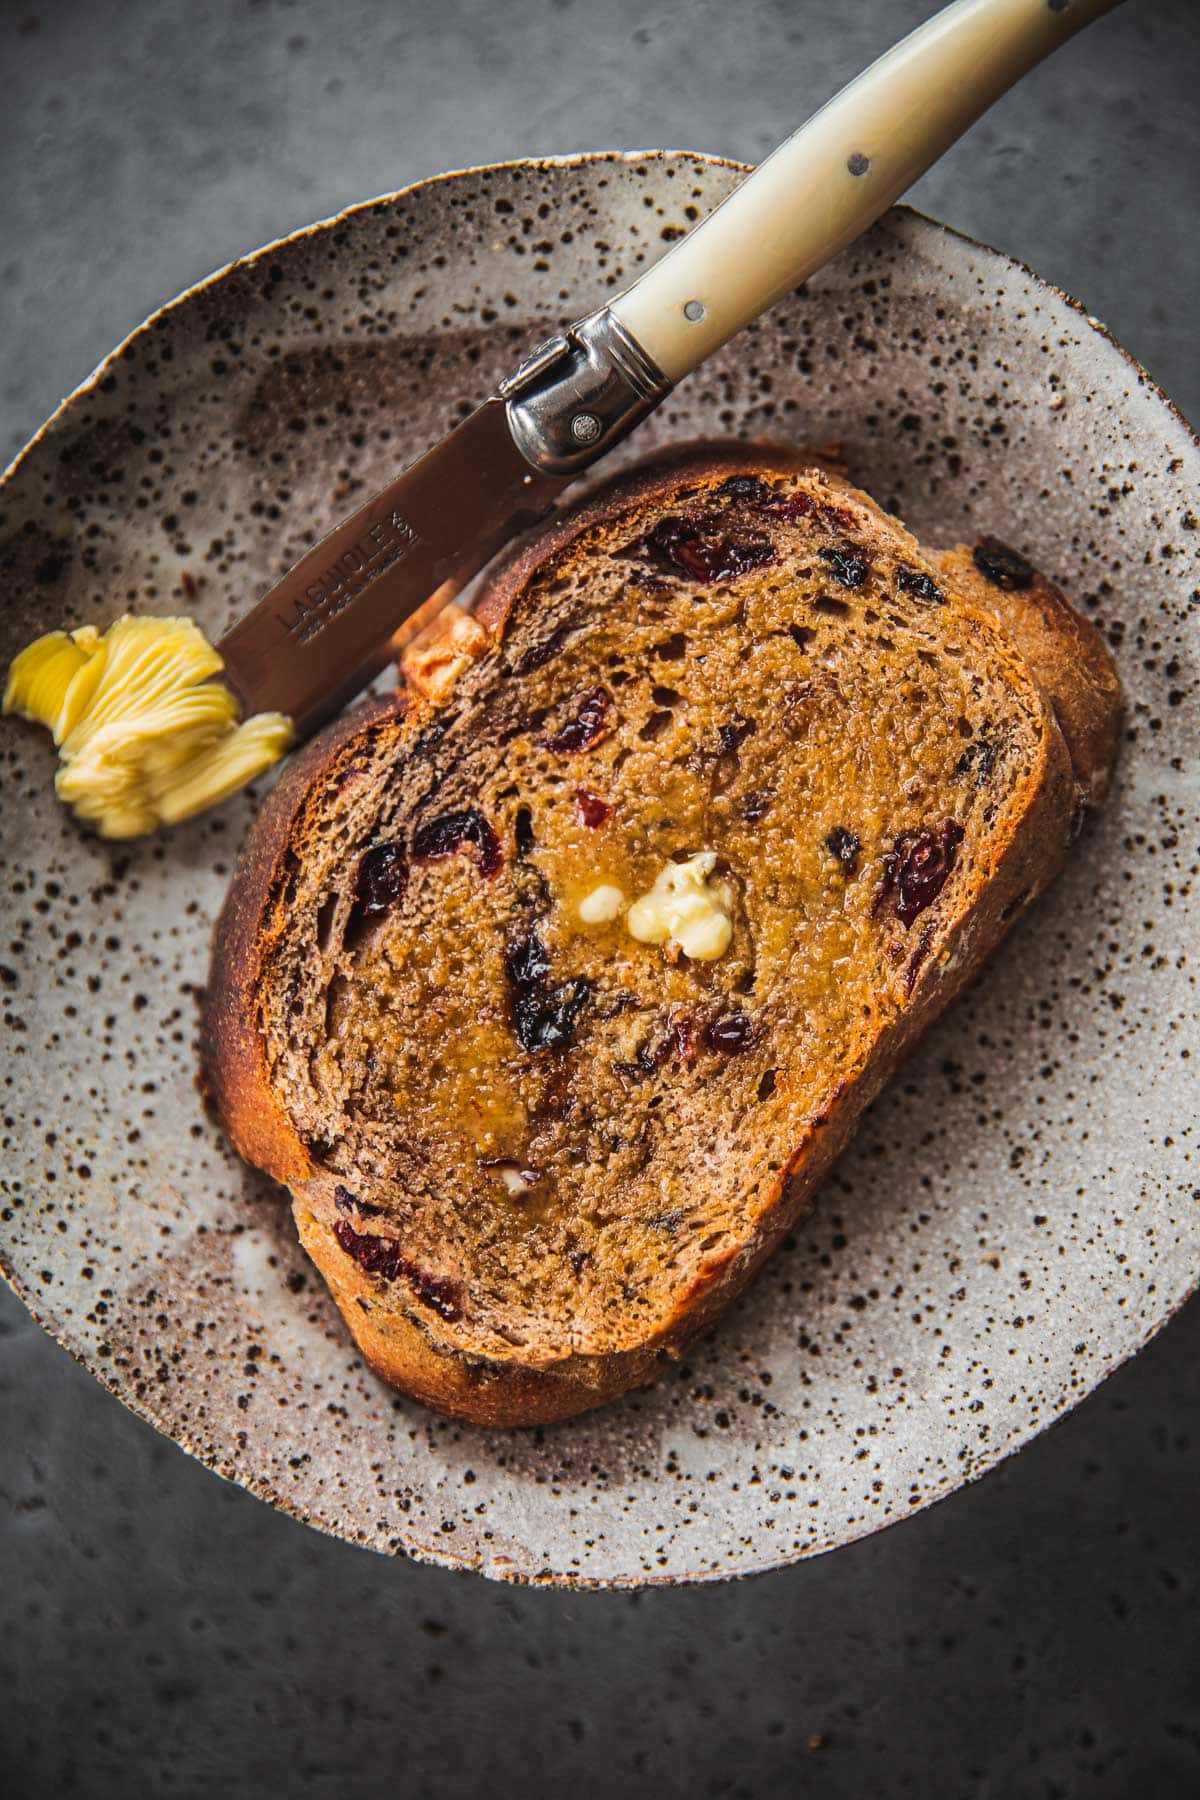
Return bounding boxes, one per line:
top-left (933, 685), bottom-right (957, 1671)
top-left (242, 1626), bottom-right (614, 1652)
top-left (3, 615), bottom-right (293, 839)
top-left (626, 851), bottom-right (733, 961)
top-left (578, 882), bottom-right (627, 925)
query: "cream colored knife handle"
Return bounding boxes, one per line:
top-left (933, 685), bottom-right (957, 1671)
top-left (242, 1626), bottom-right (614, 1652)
top-left (609, 0), bottom-right (1124, 383)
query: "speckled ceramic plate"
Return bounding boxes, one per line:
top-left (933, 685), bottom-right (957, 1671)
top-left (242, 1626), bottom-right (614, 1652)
top-left (1, 152), bottom-right (1197, 1587)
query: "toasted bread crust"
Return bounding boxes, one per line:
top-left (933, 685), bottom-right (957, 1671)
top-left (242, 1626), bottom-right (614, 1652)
top-left (201, 695), bottom-right (406, 1186)
top-left (202, 441), bottom-right (1119, 1426)
top-left (934, 546), bottom-right (1123, 806)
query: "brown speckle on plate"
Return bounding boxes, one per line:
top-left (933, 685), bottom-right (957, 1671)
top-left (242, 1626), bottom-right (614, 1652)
top-left (0, 154), bottom-right (1197, 1587)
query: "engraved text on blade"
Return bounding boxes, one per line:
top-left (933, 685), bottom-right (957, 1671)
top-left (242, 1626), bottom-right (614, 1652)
top-left (274, 510), bottom-right (423, 646)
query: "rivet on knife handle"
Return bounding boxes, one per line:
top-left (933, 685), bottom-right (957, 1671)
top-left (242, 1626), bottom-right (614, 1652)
top-left (607, 0), bottom-right (1126, 385)
top-left (3, 0), bottom-right (1127, 840)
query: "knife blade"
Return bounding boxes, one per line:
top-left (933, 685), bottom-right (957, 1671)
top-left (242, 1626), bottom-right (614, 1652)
top-left (216, 396), bottom-right (570, 737)
top-left (218, 0), bottom-right (1121, 742)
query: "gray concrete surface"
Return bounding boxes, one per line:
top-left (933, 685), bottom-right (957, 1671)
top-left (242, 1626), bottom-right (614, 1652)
top-left (1, 1), bottom-right (1198, 1794)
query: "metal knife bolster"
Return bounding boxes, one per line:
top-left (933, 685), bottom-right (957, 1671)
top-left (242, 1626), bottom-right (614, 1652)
top-left (215, 309), bottom-right (670, 736)
top-left (501, 308), bottom-right (673, 476)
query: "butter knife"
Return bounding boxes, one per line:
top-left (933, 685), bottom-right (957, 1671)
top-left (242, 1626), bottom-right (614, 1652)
top-left (218, 0), bottom-right (1122, 741)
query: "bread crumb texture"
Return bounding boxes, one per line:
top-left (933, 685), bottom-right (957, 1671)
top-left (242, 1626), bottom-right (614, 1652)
top-left (207, 448), bottom-right (1118, 1419)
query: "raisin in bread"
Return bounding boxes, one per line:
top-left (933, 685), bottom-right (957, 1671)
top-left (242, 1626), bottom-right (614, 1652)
top-left (202, 441), bottom-right (1121, 1426)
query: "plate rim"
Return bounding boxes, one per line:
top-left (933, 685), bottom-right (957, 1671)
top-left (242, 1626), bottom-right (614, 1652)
top-left (2, 147), bottom-right (1197, 1588)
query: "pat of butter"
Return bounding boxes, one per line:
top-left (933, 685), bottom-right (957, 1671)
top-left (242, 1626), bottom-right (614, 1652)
top-left (3, 615), bottom-right (293, 839)
top-left (578, 883), bottom-right (627, 924)
top-left (489, 1162), bottom-right (536, 1197)
top-left (627, 851), bottom-right (733, 961)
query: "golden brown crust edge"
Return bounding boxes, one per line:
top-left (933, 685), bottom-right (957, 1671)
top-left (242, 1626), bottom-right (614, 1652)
top-left (935, 547), bottom-right (1123, 806)
top-left (201, 693), bottom-right (408, 1187)
top-left (203, 440), bottom-right (1121, 1427)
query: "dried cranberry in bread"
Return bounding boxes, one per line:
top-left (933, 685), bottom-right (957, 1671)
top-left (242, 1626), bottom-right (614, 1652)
top-left (201, 441), bottom-right (1121, 1426)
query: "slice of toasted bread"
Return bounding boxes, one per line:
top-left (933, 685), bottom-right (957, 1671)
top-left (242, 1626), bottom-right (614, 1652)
top-left (201, 440), bottom-right (1121, 1426)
